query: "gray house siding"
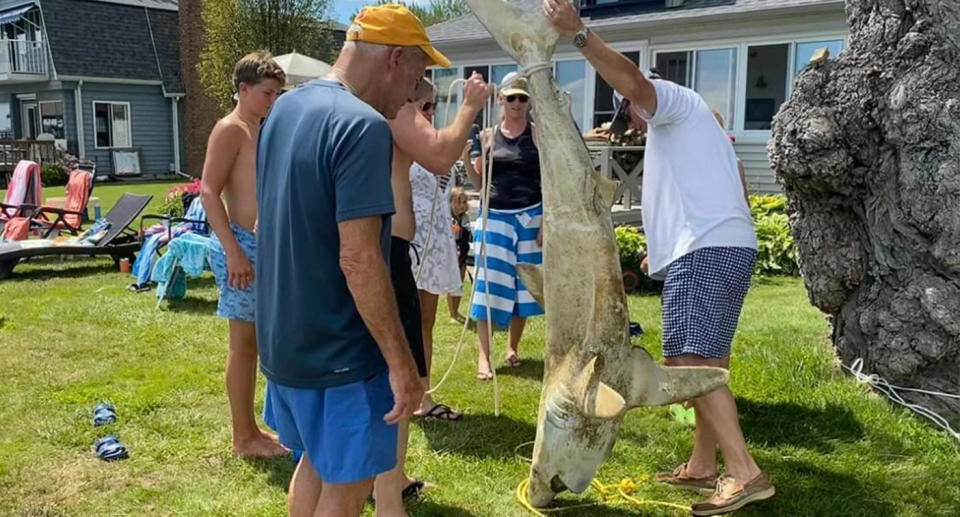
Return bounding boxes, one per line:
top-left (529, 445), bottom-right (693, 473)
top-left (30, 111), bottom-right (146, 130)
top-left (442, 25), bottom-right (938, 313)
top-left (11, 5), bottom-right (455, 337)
top-left (79, 82), bottom-right (176, 176)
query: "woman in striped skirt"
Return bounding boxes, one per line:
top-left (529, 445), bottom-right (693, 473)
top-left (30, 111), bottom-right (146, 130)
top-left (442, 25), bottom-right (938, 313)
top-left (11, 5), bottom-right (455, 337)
top-left (467, 72), bottom-right (544, 381)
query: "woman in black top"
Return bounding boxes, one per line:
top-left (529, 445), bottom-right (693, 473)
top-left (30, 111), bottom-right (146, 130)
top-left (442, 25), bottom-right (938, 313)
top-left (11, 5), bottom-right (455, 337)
top-left (467, 72), bottom-right (545, 381)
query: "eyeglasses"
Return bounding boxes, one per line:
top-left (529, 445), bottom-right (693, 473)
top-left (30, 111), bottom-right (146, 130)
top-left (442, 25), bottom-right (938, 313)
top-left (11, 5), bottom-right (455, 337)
top-left (421, 102), bottom-right (435, 112)
top-left (506, 95), bottom-right (529, 103)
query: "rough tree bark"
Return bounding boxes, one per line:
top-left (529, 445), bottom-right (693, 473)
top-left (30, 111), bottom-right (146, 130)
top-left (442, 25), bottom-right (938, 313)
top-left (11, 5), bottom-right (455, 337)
top-left (770, 0), bottom-right (960, 417)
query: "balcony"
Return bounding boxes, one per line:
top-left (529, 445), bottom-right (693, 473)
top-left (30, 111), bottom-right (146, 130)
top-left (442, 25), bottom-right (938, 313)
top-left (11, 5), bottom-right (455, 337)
top-left (0, 39), bottom-right (48, 82)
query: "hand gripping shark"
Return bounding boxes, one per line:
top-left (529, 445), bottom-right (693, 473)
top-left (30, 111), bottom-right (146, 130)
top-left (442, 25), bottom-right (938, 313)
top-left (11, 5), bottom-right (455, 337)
top-left (462, 0), bottom-right (731, 506)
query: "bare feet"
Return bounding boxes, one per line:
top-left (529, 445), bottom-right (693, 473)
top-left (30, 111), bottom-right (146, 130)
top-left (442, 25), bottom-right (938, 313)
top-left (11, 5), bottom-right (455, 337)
top-left (233, 433), bottom-right (289, 458)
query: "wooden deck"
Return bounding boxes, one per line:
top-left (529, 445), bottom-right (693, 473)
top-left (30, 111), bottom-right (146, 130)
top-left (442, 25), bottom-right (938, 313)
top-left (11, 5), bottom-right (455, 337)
top-left (0, 139), bottom-right (58, 183)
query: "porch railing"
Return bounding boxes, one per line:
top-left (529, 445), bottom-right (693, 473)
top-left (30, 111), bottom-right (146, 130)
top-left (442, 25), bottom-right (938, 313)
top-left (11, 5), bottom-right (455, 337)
top-left (0, 139), bottom-right (58, 181)
top-left (0, 39), bottom-right (47, 76)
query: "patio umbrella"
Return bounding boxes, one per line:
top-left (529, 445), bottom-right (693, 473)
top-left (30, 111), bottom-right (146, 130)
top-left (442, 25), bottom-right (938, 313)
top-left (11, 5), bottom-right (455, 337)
top-left (273, 52), bottom-right (332, 88)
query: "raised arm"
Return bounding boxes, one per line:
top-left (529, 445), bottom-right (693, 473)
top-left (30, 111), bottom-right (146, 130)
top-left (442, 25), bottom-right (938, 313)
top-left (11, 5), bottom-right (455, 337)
top-left (543, 0), bottom-right (657, 116)
top-left (390, 72), bottom-right (491, 175)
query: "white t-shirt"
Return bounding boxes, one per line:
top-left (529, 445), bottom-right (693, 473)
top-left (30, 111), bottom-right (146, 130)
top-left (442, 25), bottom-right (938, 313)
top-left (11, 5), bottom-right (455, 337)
top-left (639, 79), bottom-right (756, 280)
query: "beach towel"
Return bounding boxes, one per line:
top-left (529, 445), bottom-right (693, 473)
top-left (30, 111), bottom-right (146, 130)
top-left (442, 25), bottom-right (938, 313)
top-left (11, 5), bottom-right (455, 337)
top-left (1, 161), bottom-right (42, 220)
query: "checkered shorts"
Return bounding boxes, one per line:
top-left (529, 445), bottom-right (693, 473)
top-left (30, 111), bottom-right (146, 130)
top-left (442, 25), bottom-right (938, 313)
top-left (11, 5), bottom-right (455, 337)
top-left (662, 247), bottom-right (756, 358)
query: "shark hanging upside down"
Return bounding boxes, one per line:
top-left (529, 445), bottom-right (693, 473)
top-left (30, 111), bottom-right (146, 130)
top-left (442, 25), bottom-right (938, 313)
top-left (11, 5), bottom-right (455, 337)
top-left (462, 0), bottom-right (731, 506)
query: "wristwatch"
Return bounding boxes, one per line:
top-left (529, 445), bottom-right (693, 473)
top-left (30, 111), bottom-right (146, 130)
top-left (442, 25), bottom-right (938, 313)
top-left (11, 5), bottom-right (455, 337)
top-left (573, 26), bottom-right (591, 49)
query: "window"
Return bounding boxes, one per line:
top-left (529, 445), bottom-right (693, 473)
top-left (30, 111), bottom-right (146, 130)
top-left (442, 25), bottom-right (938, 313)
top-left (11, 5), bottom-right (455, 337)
top-left (463, 65), bottom-right (489, 126)
top-left (432, 68), bottom-right (459, 129)
top-left (94, 102), bottom-right (131, 148)
top-left (594, 51), bottom-right (639, 128)
top-left (744, 44), bottom-right (789, 130)
top-left (0, 101), bottom-right (11, 139)
top-left (556, 59), bottom-right (587, 132)
top-left (695, 48), bottom-right (738, 130)
top-left (795, 39), bottom-right (844, 74)
top-left (655, 51), bottom-right (691, 87)
top-left (39, 101), bottom-right (64, 139)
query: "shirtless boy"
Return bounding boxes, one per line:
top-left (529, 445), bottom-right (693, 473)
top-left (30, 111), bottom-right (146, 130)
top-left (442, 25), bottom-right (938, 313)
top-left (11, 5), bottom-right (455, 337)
top-left (201, 51), bottom-right (287, 458)
top-left (371, 73), bottom-right (490, 516)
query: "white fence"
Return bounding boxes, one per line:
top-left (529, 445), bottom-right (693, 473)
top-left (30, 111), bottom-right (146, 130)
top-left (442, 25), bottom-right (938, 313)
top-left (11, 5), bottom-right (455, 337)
top-left (0, 39), bottom-right (46, 75)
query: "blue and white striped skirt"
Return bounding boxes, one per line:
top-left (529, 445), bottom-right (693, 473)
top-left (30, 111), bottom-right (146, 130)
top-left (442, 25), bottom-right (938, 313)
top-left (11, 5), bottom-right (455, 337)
top-left (470, 203), bottom-right (545, 327)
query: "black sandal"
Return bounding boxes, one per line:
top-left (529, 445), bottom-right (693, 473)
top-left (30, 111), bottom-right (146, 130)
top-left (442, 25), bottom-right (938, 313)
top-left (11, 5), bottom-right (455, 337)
top-left (402, 479), bottom-right (425, 501)
top-left (419, 404), bottom-right (463, 421)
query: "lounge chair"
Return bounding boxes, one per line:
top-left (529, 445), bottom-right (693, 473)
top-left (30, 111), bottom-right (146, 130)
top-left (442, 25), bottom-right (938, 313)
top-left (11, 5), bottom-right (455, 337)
top-left (23, 169), bottom-right (95, 237)
top-left (129, 196), bottom-right (208, 291)
top-left (0, 193), bottom-right (152, 280)
top-left (0, 160), bottom-right (42, 224)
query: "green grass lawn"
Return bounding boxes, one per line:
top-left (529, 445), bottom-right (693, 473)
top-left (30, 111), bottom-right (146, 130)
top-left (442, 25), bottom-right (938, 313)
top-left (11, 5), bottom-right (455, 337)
top-left (1, 184), bottom-right (959, 516)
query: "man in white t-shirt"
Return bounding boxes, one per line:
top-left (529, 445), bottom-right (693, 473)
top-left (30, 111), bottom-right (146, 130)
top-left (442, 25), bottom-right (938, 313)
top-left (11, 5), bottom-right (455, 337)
top-left (545, 1), bottom-right (774, 515)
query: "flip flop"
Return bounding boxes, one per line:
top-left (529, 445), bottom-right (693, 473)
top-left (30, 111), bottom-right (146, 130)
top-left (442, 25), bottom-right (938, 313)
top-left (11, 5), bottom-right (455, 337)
top-left (95, 435), bottom-right (129, 462)
top-left (127, 283), bottom-right (151, 293)
top-left (629, 321), bottom-right (644, 336)
top-left (92, 403), bottom-right (117, 427)
top-left (366, 479), bottom-right (427, 506)
top-left (402, 479), bottom-right (425, 501)
top-left (506, 355), bottom-right (522, 368)
top-left (476, 370), bottom-right (493, 381)
top-left (418, 404), bottom-right (463, 421)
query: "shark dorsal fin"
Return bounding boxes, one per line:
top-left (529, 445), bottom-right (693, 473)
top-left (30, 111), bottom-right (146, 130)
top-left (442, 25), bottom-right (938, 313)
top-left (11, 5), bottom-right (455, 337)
top-left (517, 263), bottom-right (545, 308)
top-left (591, 170), bottom-right (620, 209)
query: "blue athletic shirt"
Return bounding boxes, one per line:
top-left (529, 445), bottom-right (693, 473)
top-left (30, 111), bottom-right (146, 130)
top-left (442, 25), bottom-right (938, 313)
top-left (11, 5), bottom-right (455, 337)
top-left (256, 79), bottom-right (394, 388)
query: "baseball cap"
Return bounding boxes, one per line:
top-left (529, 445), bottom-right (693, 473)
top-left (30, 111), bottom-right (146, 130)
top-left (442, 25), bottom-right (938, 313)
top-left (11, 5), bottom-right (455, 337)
top-left (499, 72), bottom-right (530, 97)
top-left (347, 4), bottom-right (451, 68)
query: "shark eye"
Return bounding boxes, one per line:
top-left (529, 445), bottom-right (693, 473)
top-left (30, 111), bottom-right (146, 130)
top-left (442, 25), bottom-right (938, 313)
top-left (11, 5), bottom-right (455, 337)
top-left (545, 395), bottom-right (575, 429)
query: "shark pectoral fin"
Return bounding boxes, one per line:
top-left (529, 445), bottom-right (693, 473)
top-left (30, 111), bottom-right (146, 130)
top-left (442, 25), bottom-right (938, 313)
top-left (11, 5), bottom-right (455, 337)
top-left (626, 347), bottom-right (729, 407)
top-left (571, 356), bottom-right (626, 419)
top-left (516, 263), bottom-right (545, 308)
top-left (591, 170), bottom-right (621, 209)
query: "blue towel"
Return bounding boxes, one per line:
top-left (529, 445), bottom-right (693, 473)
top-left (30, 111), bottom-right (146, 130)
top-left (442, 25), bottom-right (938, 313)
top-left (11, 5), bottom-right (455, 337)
top-left (152, 233), bottom-right (212, 301)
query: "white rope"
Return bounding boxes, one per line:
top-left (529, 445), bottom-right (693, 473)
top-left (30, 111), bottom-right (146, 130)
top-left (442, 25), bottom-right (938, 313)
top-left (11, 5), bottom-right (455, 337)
top-left (842, 358), bottom-right (960, 444)
top-left (424, 79), bottom-right (502, 418)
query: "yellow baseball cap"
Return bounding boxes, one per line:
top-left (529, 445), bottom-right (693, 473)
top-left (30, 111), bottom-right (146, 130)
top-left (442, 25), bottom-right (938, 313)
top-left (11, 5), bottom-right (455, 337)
top-left (348, 4), bottom-right (451, 68)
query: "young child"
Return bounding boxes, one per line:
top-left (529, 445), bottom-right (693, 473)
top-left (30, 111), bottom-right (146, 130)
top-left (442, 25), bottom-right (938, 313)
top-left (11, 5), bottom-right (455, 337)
top-left (447, 186), bottom-right (472, 322)
top-left (201, 51), bottom-right (287, 458)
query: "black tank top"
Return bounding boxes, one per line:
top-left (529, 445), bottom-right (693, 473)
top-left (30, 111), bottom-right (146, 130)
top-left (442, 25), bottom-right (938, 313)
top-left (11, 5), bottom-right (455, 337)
top-left (489, 124), bottom-right (542, 210)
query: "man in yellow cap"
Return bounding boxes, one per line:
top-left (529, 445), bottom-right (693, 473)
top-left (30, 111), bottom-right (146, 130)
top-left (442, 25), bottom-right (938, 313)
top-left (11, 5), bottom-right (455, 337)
top-left (255, 4), bottom-right (451, 516)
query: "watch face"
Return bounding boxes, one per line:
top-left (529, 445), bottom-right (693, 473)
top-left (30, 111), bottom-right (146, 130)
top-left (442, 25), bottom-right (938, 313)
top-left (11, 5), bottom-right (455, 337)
top-left (574, 33), bottom-right (587, 47)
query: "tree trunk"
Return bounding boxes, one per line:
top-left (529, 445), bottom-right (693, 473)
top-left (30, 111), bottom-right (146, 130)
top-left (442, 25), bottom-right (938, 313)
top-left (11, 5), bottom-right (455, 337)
top-left (770, 0), bottom-right (960, 417)
top-left (180, 0), bottom-right (221, 176)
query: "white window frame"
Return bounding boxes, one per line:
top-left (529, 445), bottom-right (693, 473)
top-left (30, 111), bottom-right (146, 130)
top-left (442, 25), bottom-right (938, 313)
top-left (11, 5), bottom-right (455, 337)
top-left (92, 100), bottom-right (132, 149)
top-left (649, 31), bottom-right (846, 142)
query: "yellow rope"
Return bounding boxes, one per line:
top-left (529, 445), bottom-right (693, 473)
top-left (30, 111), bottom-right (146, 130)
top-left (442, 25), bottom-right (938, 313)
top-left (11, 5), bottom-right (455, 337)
top-left (515, 473), bottom-right (691, 515)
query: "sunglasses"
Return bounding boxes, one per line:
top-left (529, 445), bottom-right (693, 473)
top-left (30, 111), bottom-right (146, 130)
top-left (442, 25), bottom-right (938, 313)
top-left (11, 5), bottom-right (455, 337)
top-left (421, 102), bottom-right (435, 112)
top-left (505, 94), bottom-right (529, 103)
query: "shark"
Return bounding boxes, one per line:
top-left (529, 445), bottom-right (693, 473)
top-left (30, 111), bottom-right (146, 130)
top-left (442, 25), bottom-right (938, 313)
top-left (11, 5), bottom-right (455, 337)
top-left (461, 0), bottom-right (732, 506)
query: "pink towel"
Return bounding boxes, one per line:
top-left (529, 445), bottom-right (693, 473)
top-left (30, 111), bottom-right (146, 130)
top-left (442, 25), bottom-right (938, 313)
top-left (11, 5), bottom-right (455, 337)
top-left (59, 169), bottom-right (93, 229)
top-left (2, 161), bottom-right (42, 220)
top-left (2, 217), bottom-right (30, 241)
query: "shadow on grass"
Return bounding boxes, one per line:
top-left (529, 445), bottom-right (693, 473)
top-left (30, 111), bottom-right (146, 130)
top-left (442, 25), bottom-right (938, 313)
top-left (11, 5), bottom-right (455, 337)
top-left (737, 459), bottom-right (893, 516)
top-left (246, 455), bottom-right (297, 490)
top-left (6, 261), bottom-right (114, 281)
top-left (738, 399), bottom-right (865, 453)
top-left (407, 500), bottom-right (483, 517)
top-left (163, 296), bottom-right (219, 315)
top-left (418, 413), bottom-right (536, 461)
top-left (495, 359), bottom-right (544, 381)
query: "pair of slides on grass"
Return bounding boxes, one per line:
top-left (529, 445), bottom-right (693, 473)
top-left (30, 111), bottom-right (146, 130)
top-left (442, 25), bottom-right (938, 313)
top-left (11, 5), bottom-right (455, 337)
top-left (92, 403), bottom-right (128, 462)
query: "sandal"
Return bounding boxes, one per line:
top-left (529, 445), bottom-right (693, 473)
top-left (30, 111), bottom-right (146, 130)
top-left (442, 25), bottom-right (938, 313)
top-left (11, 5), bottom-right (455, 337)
top-left (94, 435), bottom-right (129, 462)
top-left (418, 404), bottom-right (463, 421)
top-left (654, 462), bottom-right (717, 493)
top-left (476, 370), bottom-right (493, 381)
top-left (505, 355), bottom-right (522, 368)
top-left (402, 479), bottom-right (425, 501)
top-left (127, 282), bottom-right (151, 293)
top-left (92, 403), bottom-right (117, 427)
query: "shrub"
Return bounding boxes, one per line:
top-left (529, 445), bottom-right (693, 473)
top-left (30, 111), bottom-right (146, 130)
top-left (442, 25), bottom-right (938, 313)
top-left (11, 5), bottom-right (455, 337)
top-left (41, 164), bottom-right (69, 187)
top-left (615, 225), bottom-right (646, 269)
top-left (157, 179), bottom-right (202, 217)
top-left (750, 195), bottom-right (799, 276)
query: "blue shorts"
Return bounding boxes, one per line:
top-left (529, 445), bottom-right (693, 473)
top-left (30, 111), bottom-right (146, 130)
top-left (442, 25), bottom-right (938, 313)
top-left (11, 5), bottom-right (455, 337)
top-left (209, 223), bottom-right (256, 322)
top-left (263, 371), bottom-right (398, 484)
top-left (662, 247), bottom-right (756, 358)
